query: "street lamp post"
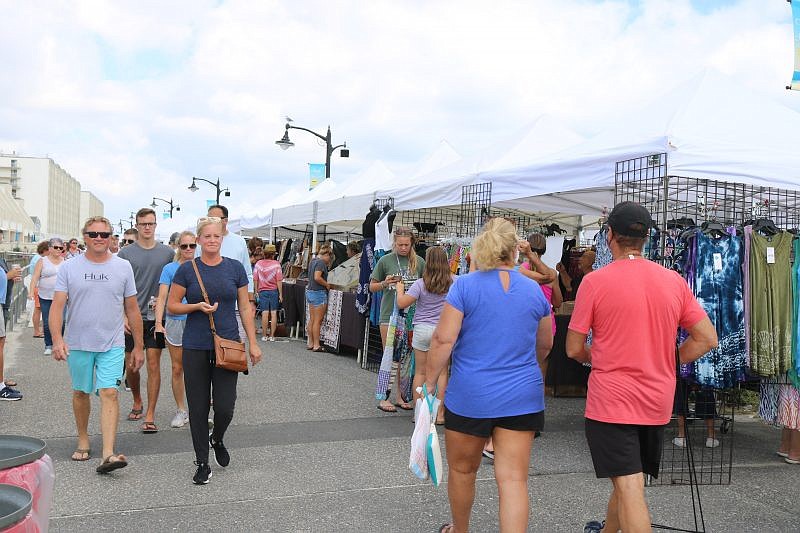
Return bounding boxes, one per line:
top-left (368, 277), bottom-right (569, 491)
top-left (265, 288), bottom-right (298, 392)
top-left (188, 177), bottom-right (230, 204)
top-left (275, 122), bottom-right (349, 180)
top-left (151, 197), bottom-right (181, 218)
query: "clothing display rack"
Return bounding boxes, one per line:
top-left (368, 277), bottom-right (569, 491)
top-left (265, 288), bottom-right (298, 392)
top-left (615, 152), bottom-right (800, 533)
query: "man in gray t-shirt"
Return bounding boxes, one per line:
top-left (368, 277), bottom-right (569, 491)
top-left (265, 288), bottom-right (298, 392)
top-left (50, 216), bottom-right (144, 472)
top-left (117, 208), bottom-right (175, 432)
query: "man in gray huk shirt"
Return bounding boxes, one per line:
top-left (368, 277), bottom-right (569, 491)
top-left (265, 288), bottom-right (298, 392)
top-left (118, 208), bottom-right (175, 433)
top-left (50, 216), bottom-right (144, 473)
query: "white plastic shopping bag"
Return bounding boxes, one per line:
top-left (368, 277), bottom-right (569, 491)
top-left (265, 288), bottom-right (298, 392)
top-left (423, 385), bottom-right (443, 486)
top-left (409, 395), bottom-right (430, 480)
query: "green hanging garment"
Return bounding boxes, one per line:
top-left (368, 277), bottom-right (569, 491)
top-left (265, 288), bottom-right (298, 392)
top-left (749, 231), bottom-right (793, 377)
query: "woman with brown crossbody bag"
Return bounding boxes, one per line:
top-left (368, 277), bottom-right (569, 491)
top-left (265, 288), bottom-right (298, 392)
top-left (167, 216), bottom-right (262, 485)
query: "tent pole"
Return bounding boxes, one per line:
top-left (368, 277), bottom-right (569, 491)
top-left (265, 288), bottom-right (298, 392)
top-left (269, 209), bottom-right (275, 243)
top-left (312, 201), bottom-right (319, 255)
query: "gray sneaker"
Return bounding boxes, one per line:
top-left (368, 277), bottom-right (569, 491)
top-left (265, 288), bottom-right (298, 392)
top-left (171, 410), bottom-right (189, 428)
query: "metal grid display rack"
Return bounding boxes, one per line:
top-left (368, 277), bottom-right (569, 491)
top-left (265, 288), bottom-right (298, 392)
top-left (361, 185), bottom-right (493, 372)
top-left (615, 152), bottom-right (800, 532)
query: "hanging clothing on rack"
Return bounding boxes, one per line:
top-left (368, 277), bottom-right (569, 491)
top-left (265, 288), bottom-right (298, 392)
top-left (750, 231), bottom-right (793, 377)
top-left (356, 238), bottom-right (376, 315)
top-left (374, 208), bottom-right (394, 252)
top-left (792, 239), bottom-right (800, 389)
top-left (743, 226), bottom-right (753, 367)
top-left (692, 231), bottom-right (746, 388)
top-left (592, 228), bottom-right (612, 270)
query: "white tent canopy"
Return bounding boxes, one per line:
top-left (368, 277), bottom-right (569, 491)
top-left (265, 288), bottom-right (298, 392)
top-left (236, 70), bottom-right (800, 239)
top-left (384, 70), bottom-right (800, 221)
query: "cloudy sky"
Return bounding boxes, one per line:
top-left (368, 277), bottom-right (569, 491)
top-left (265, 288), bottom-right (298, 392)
top-left (0, 0), bottom-right (797, 237)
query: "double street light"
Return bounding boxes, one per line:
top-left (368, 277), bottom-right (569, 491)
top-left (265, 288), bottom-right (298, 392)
top-left (151, 197), bottom-right (180, 219)
top-left (275, 121), bottom-right (349, 180)
top-left (188, 176), bottom-right (230, 204)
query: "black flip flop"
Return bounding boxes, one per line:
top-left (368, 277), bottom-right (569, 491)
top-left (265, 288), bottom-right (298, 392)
top-left (96, 454), bottom-right (128, 474)
top-left (377, 404), bottom-right (397, 413)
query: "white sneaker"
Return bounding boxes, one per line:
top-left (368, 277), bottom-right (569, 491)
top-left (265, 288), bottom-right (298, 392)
top-left (672, 437), bottom-right (686, 447)
top-left (261, 336), bottom-right (268, 342)
top-left (43, 347), bottom-right (52, 356)
top-left (170, 410), bottom-right (189, 428)
top-left (705, 437), bottom-right (720, 448)
top-left (269, 336), bottom-right (275, 342)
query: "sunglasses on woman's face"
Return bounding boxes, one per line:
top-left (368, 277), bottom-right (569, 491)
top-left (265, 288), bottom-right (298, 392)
top-left (179, 243), bottom-right (197, 250)
top-left (52, 246), bottom-right (64, 251)
top-left (84, 231), bottom-right (112, 239)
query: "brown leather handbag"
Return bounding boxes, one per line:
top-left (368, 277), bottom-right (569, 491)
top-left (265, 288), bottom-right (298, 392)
top-left (191, 259), bottom-right (249, 373)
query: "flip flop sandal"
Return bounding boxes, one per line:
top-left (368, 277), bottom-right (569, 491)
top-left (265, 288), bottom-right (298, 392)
top-left (127, 408), bottom-right (143, 421)
top-left (439, 524), bottom-right (455, 533)
top-left (377, 403), bottom-right (397, 413)
top-left (96, 454), bottom-right (128, 474)
top-left (394, 402), bottom-right (414, 410)
top-left (141, 421), bottom-right (158, 433)
top-left (312, 347), bottom-right (326, 352)
top-left (3, 380), bottom-right (17, 387)
top-left (71, 448), bottom-right (91, 461)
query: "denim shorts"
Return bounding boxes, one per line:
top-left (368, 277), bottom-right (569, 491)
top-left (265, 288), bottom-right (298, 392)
top-left (411, 323), bottom-right (436, 351)
top-left (258, 290), bottom-right (280, 312)
top-left (306, 289), bottom-right (328, 307)
top-left (68, 346), bottom-right (125, 393)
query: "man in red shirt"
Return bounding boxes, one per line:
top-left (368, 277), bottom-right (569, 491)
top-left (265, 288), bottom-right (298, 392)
top-left (566, 202), bottom-right (718, 533)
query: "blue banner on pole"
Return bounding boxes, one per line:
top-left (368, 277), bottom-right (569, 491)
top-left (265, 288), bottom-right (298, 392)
top-left (206, 199), bottom-right (215, 209)
top-left (309, 163), bottom-right (326, 190)
top-left (162, 211), bottom-right (170, 219)
top-left (792, 0), bottom-right (800, 90)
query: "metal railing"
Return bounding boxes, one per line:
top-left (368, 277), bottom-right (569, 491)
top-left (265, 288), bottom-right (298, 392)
top-left (1, 252), bottom-right (32, 332)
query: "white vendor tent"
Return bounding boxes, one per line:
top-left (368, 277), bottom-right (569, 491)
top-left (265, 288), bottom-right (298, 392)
top-left (385, 70), bottom-right (800, 223)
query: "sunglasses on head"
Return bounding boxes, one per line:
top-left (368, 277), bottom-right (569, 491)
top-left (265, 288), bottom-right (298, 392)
top-left (84, 231), bottom-right (112, 239)
top-left (179, 243), bottom-right (197, 250)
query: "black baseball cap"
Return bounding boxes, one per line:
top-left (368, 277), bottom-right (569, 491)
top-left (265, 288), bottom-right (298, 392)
top-left (608, 202), bottom-right (654, 238)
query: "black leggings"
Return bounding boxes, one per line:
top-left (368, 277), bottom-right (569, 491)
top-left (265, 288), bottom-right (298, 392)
top-left (183, 349), bottom-right (239, 463)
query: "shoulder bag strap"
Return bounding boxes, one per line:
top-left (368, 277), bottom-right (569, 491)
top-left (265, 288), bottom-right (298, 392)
top-left (190, 258), bottom-right (217, 335)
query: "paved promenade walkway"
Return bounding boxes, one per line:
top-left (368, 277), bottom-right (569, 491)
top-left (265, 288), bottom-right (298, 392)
top-left (1, 319), bottom-right (798, 532)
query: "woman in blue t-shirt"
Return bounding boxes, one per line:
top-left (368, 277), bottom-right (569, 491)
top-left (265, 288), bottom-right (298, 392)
top-left (168, 217), bottom-right (262, 485)
top-left (425, 218), bottom-right (553, 533)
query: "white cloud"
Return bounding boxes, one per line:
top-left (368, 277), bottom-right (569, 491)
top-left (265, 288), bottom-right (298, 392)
top-left (0, 0), bottom-right (796, 239)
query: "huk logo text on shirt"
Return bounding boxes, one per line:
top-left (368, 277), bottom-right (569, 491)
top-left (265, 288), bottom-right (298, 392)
top-left (84, 272), bottom-right (110, 282)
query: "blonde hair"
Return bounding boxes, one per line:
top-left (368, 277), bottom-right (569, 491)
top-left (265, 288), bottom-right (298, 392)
top-left (82, 216), bottom-right (112, 234)
top-left (392, 227), bottom-right (418, 275)
top-left (473, 218), bottom-right (518, 271)
top-left (173, 231), bottom-right (196, 262)
top-left (196, 216), bottom-right (222, 236)
top-left (318, 244), bottom-right (333, 257)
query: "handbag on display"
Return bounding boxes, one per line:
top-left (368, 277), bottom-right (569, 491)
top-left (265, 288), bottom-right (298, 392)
top-left (191, 259), bottom-right (249, 373)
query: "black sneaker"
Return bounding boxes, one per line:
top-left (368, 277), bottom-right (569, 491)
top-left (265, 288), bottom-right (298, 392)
top-left (584, 520), bottom-right (604, 532)
top-left (192, 462), bottom-right (212, 485)
top-left (209, 435), bottom-right (230, 467)
top-left (0, 387), bottom-right (22, 401)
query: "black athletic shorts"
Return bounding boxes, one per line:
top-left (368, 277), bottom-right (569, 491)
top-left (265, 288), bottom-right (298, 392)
top-left (125, 319), bottom-right (165, 352)
top-left (444, 406), bottom-right (544, 439)
top-left (585, 418), bottom-right (664, 479)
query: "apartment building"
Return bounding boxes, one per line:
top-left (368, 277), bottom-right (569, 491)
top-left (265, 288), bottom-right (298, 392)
top-left (0, 153), bottom-right (86, 239)
top-left (0, 157), bottom-right (37, 250)
top-left (79, 191), bottom-right (105, 227)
